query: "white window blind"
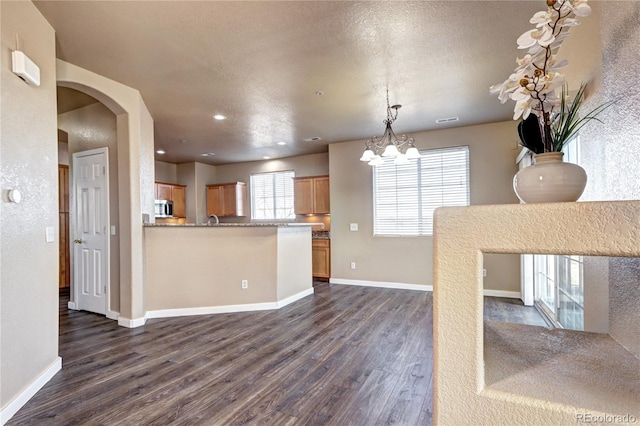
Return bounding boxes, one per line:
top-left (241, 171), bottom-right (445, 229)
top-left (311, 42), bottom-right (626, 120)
top-left (250, 171), bottom-right (295, 220)
top-left (373, 146), bottom-right (470, 236)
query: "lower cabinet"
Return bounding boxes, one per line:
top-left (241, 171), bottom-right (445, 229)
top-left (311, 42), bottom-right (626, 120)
top-left (312, 239), bottom-right (330, 279)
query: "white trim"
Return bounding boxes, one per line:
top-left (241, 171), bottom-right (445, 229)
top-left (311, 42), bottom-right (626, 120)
top-left (146, 288), bottom-right (315, 320)
top-left (330, 278), bottom-right (431, 292)
top-left (275, 288), bottom-right (314, 308)
top-left (67, 301), bottom-right (77, 310)
top-left (0, 357), bottom-right (62, 425)
top-left (117, 316), bottom-right (146, 328)
top-left (483, 289), bottom-right (522, 299)
top-left (146, 302), bottom-right (278, 319)
top-left (106, 310), bottom-right (119, 320)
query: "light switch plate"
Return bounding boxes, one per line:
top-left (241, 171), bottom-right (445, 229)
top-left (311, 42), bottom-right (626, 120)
top-left (349, 223), bottom-right (358, 231)
top-left (111, 226), bottom-right (116, 235)
top-left (45, 226), bottom-right (55, 243)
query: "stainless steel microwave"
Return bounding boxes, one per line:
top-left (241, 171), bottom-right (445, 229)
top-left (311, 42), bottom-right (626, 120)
top-left (154, 199), bottom-right (174, 218)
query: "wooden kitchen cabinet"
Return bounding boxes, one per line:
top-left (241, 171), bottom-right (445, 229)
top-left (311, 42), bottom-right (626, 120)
top-left (58, 165), bottom-right (70, 288)
top-left (154, 182), bottom-right (187, 218)
top-left (294, 175), bottom-right (330, 215)
top-left (312, 239), bottom-right (331, 279)
top-left (206, 182), bottom-right (247, 217)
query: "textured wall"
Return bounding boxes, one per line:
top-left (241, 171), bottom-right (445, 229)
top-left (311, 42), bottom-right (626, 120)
top-left (578, 2), bottom-right (640, 358)
top-left (58, 102), bottom-right (121, 312)
top-left (433, 201), bottom-right (640, 425)
top-left (329, 121), bottom-right (521, 290)
top-left (0, 0), bottom-right (59, 411)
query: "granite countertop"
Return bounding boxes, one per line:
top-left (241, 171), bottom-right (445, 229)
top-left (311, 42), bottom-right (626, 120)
top-left (144, 222), bottom-right (316, 228)
top-left (312, 230), bottom-right (331, 239)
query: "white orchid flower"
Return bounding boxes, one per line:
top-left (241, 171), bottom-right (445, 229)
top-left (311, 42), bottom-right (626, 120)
top-left (517, 26), bottom-right (555, 49)
top-left (530, 10), bottom-right (553, 27)
top-left (490, 0), bottom-right (593, 150)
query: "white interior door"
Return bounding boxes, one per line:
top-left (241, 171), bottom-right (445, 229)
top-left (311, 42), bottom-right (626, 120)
top-left (72, 148), bottom-right (109, 315)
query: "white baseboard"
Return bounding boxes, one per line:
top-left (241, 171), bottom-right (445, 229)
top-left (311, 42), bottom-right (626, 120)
top-left (106, 310), bottom-right (119, 320)
top-left (0, 357), bottom-right (62, 425)
top-left (483, 289), bottom-right (522, 299)
top-left (117, 316), bottom-right (147, 328)
top-left (146, 288), bottom-right (315, 320)
top-left (276, 288), bottom-right (314, 308)
top-left (330, 278), bottom-right (432, 292)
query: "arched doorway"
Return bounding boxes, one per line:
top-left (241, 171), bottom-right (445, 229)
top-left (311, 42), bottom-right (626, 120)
top-left (56, 59), bottom-right (155, 327)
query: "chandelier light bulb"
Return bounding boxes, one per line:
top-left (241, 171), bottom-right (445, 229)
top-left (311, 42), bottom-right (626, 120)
top-left (382, 144), bottom-right (399, 157)
top-left (360, 149), bottom-right (375, 162)
top-left (405, 147), bottom-right (421, 159)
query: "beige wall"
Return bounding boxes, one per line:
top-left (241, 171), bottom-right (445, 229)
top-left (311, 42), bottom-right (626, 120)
top-left (1, 0), bottom-right (59, 411)
top-left (155, 160), bottom-right (177, 183)
top-left (144, 226), bottom-right (311, 311)
top-left (329, 121), bottom-right (521, 290)
top-left (58, 102), bottom-right (121, 311)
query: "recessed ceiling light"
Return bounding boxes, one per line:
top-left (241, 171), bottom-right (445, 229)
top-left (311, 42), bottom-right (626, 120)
top-left (213, 114), bottom-right (226, 120)
top-left (277, 142), bottom-right (287, 146)
top-left (200, 152), bottom-right (216, 157)
top-left (156, 149), bottom-right (166, 154)
top-left (303, 137), bottom-right (322, 142)
top-left (435, 117), bottom-right (459, 124)
top-left (262, 156), bottom-right (271, 160)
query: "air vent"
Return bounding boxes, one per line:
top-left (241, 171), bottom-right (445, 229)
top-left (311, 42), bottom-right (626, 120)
top-left (303, 137), bottom-right (322, 142)
top-left (435, 117), bottom-right (459, 124)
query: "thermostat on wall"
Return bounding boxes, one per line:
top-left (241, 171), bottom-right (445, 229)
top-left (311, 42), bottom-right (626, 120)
top-left (12, 51), bottom-right (40, 87)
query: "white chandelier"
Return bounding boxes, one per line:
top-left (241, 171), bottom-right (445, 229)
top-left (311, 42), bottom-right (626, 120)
top-left (360, 90), bottom-right (420, 166)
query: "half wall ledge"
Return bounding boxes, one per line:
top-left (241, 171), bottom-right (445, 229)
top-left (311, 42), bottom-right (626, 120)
top-left (433, 201), bottom-right (640, 425)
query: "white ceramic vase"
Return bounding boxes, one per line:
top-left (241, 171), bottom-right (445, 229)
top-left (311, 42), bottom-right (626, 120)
top-left (513, 152), bottom-right (587, 203)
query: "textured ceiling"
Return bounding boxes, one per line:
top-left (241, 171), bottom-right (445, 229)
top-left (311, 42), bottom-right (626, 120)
top-left (36, 1), bottom-right (544, 165)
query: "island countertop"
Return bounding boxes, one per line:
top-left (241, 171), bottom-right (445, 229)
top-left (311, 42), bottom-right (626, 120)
top-left (144, 224), bottom-right (313, 316)
top-left (144, 222), bottom-right (318, 228)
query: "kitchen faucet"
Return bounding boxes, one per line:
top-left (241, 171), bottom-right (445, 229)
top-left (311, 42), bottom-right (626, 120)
top-left (206, 214), bottom-right (219, 225)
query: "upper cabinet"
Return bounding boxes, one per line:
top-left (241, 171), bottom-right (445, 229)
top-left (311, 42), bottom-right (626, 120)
top-left (294, 175), bottom-right (330, 215)
top-left (206, 182), bottom-right (247, 217)
top-left (155, 181), bottom-right (187, 218)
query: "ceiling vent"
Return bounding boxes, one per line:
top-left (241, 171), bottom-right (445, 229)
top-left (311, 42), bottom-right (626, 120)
top-left (435, 117), bottom-right (459, 124)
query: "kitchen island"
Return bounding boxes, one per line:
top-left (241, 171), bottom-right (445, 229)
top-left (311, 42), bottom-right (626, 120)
top-left (143, 223), bottom-right (313, 318)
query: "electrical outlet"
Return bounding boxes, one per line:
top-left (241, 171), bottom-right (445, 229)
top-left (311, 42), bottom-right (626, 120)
top-left (349, 223), bottom-right (358, 231)
top-left (350, 262), bottom-right (356, 270)
top-left (241, 279), bottom-right (248, 289)
top-left (483, 269), bottom-right (487, 277)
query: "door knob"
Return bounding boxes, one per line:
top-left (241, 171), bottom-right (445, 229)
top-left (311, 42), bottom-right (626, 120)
top-left (74, 239), bottom-right (83, 244)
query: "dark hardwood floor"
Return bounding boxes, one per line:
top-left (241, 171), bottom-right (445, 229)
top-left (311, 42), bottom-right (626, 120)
top-left (9, 285), bottom-right (544, 425)
top-left (9, 284), bottom-right (434, 426)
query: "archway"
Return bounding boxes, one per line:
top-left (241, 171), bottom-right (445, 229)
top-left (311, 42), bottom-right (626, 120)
top-left (56, 59), bottom-right (154, 326)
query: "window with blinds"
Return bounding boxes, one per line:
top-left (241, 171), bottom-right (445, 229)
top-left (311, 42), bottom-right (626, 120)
top-left (373, 145), bottom-right (470, 236)
top-left (250, 170), bottom-right (295, 220)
